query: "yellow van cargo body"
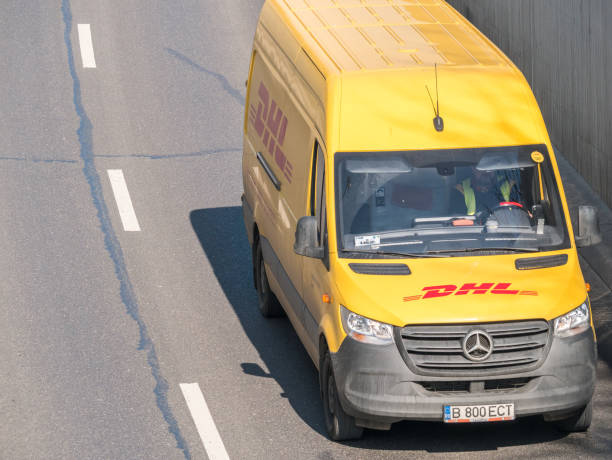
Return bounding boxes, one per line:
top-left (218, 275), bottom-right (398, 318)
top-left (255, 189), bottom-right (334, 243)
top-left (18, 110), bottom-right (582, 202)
top-left (242, 0), bottom-right (598, 440)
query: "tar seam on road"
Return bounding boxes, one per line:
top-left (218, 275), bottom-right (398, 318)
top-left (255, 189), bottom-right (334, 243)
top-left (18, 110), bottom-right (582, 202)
top-left (0, 156), bottom-right (78, 164)
top-left (95, 148), bottom-right (241, 160)
top-left (166, 48), bottom-right (245, 106)
top-left (61, 1), bottom-right (191, 458)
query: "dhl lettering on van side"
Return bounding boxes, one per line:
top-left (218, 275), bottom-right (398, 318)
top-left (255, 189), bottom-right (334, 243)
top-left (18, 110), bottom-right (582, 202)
top-left (249, 82), bottom-right (293, 183)
top-left (403, 283), bottom-right (538, 301)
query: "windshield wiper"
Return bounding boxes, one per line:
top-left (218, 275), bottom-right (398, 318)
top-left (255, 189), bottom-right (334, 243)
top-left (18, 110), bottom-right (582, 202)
top-left (342, 249), bottom-right (445, 258)
top-left (427, 247), bottom-right (538, 255)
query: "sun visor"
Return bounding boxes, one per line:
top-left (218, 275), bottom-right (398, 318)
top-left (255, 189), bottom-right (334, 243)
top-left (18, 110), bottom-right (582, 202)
top-left (476, 151), bottom-right (534, 171)
top-left (344, 157), bottom-right (413, 174)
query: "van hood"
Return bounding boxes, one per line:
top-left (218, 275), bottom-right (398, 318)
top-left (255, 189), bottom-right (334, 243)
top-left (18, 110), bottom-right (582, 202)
top-left (333, 251), bottom-right (586, 326)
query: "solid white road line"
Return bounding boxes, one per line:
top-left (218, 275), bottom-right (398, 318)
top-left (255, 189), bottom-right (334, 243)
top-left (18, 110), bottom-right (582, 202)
top-left (77, 24), bottom-right (97, 68)
top-left (180, 383), bottom-right (230, 460)
top-left (107, 170), bottom-right (141, 231)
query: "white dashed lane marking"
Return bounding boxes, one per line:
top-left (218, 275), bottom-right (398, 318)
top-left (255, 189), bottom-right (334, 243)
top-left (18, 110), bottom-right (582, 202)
top-left (107, 170), bottom-right (141, 232)
top-left (77, 23), bottom-right (97, 68)
top-left (180, 383), bottom-right (230, 460)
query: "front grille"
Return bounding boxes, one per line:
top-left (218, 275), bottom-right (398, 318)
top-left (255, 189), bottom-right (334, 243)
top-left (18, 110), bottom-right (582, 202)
top-left (398, 320), bottom-right (550, 377)
top-left (419, 381), bottom-right (470, 394)
top-left (417, 377), bottom-right (532, 394)
top-left (484, 377), bottom-right (532, 392)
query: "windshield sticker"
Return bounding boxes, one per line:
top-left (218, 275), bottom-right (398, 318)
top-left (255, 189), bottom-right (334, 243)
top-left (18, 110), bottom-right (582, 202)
top-left (355, 235), bottom-right (381, 248)
top-left (403, 283), bottom-right (538, 302)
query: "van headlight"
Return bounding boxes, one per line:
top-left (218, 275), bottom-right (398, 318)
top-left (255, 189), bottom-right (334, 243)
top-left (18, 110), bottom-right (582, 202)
top-left (340, 306), bottom-right (394, 345)
top-left (553, 301), bottom-right (591, 338)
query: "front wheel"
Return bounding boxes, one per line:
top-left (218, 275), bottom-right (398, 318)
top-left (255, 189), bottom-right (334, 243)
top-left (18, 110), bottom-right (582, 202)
top-left (321, 350), bottom-right (363, 441)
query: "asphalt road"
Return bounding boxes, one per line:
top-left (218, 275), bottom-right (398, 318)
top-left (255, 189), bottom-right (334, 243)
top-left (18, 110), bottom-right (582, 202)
top-left (1, 1), bottom-right (611, 459)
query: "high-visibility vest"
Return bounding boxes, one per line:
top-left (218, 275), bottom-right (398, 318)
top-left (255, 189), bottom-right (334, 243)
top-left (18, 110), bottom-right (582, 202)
top-left (462, 178), bottom-right (511, 215)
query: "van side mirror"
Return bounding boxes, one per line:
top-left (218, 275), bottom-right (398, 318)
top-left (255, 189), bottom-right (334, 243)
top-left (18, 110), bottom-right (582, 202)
top-left (294, 216), bottom-right (324, 259)
top-left (575, 205), bottom-right (602, 247)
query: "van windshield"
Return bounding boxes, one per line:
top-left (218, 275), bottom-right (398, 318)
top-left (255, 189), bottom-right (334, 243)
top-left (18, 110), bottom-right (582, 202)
top-left (334, 145), bottom-right (569, 257)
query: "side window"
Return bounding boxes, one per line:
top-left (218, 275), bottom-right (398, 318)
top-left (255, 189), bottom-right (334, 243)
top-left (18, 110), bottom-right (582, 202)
top-left (310, 142), bottom-right (326, 245)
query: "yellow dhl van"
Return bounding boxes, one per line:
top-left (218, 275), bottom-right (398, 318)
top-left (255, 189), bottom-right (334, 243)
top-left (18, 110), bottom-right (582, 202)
top-left (241, 0), bottom-right (601, 441)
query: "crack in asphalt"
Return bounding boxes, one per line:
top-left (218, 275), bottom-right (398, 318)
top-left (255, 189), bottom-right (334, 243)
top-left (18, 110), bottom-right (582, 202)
top-left (166, 47), bottom-right (245, 106)
top-left (61, 1), bottom-right (191, 458)
top-left (0, 156), bottom-right (78, 164)
top-left (94, 147), bottom-right (241, 160)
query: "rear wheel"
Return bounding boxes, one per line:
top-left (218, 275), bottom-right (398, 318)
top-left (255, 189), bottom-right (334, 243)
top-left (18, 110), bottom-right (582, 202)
top-left (321, 349), bottom-right (363, 441)
top-left (254, 240), bottom-right (283, 317)
top-left (554, 399), bottom-right (593, 432)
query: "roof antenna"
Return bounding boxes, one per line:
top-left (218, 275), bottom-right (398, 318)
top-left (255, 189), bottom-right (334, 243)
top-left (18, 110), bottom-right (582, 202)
top-left (426, 63), bottom-right (444, 132)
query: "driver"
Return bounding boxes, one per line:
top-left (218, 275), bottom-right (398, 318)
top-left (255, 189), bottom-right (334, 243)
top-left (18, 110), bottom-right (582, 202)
top-left (455, 168), bottom-right (519, 216)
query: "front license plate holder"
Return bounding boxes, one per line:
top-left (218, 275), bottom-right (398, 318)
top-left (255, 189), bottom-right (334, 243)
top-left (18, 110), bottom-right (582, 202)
top-left (444, 403), bottom-right (515, 423)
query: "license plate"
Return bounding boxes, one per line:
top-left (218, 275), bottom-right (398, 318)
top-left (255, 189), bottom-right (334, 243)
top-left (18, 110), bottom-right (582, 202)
top-left (444, 403), bottom-right (515, 423)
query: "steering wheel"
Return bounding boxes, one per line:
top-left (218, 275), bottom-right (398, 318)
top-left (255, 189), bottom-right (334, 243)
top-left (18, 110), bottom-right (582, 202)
top-left (491, 201), bottom-right (526, 212)
top-left (489, 202), bottom-right (532, 224)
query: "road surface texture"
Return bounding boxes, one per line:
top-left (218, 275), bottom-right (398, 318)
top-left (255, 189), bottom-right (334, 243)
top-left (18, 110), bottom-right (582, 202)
top-left (1, 1), bottom-right (610, 459)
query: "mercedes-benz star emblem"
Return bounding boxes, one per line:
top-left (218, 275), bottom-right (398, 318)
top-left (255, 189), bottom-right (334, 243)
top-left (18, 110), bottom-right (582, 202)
top-left (462, 330), bottom-right (494, 362)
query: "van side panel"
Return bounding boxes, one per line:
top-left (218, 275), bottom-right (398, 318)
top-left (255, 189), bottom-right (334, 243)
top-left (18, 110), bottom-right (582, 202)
top-left (245, 16), bottom-right (324, 362)
top-left (258, 4), bottom-right (327, 145)
top-left (243, 49), bottom-right (281, 246)
top-left (244, 46), bottom-right (307, 343)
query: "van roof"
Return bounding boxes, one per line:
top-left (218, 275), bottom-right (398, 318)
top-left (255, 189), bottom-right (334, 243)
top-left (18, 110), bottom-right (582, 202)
top-left (260, 1), bottom-right (546, 152)
top-left (275, 0), bottom-right (509, 72)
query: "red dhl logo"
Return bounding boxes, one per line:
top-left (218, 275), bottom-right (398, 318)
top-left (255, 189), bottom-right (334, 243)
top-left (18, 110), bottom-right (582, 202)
top-left (403, 283), bottom-right (538, 302)
top-left (249, 82), bottom-right (293, 183)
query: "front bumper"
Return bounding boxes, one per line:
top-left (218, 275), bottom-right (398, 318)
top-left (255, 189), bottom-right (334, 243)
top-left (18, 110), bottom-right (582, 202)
top-left (330, 327), bottom-right (597, 427)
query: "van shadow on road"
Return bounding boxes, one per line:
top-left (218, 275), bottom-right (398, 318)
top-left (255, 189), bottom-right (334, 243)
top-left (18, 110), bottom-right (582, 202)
top-left (190, 206), bottom-right (326, 436)
top-left (190, 206), bottom-right (607, 453)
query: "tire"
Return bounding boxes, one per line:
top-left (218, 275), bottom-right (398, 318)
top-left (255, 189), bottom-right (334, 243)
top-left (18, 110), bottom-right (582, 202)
top-left (254, 240), bottom-right (284, 318)
top-left (321, 350), bottom-right (364, 441)
top-left (554, 399), bottom-right (593, 432)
